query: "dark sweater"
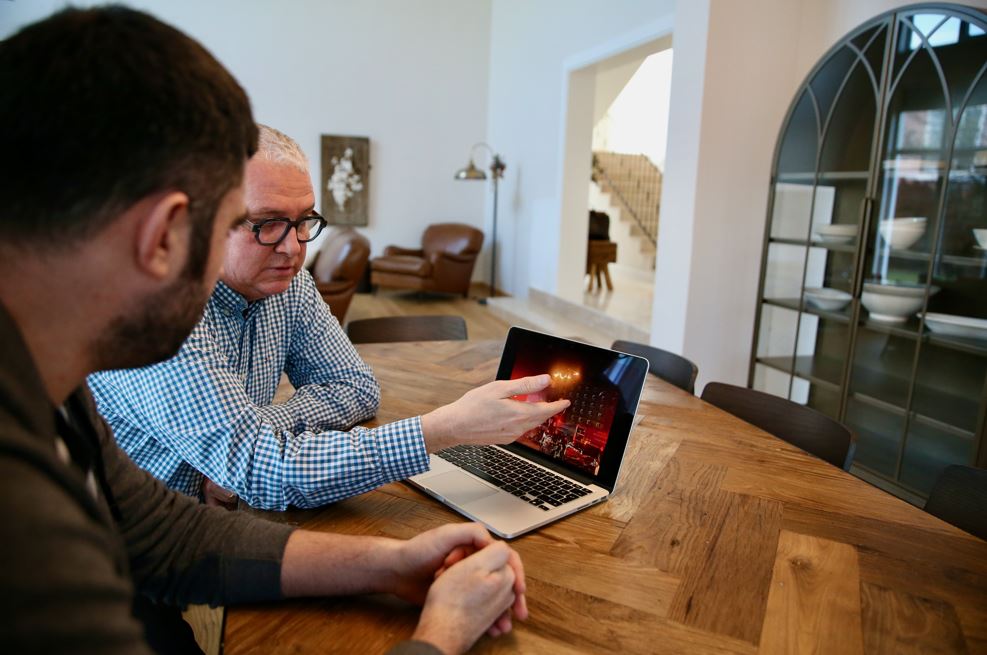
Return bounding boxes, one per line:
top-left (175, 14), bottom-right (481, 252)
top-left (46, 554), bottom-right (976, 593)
top-left (0, 301), bottom-right (295, 652)
top-left (0, 303), bottom-right (439, 655)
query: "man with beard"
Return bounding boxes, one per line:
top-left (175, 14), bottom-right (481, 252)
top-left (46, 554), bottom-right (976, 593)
top-left (0, 7), bottom-right (550, 654)
top-left (89, 124), bottom-right (569, 512)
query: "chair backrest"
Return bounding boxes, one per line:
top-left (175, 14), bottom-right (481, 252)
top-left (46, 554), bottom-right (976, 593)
top-left (924, 465), bottom-right (987, 540)
top-left (310, 228), bottom-right (371, 285)
top-left (611, 340), bottom-right (698, 394)
top-left (588, 210), bottom-right (610, 240)
top-left (346, 315), bottom-right (468, 344)
top-left (700, 382), bottom-right (856, 471)
top-left (421, 223), bottom-right (484, 260)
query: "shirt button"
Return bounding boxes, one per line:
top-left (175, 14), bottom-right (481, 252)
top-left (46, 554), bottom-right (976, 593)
top-left (222, 309), bottom-right (232, 317)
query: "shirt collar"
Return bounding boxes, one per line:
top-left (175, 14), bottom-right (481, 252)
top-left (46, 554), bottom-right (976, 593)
top-left (212, 281), bottom-right (250, 315)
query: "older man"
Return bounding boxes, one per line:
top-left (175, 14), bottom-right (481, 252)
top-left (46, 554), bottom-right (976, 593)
top-left (1, 7), bottom-right (544, 654)
top-left (90, 124), bottom-right (566, 512)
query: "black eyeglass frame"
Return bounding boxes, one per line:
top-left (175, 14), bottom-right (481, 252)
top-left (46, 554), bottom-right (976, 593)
top-left (244, 213), bottom-right (328, 246)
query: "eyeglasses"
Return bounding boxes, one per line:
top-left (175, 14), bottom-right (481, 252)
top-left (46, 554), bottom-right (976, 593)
top-left (244, 213), bottom-right (327, 246)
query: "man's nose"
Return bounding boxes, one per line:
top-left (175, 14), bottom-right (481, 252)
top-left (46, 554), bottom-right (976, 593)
top-left (276, 226), bottom-right (302, 257)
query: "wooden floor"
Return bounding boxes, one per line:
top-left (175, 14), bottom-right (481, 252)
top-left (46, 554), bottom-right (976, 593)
top-left (346, 286), bottom-right (515, 342)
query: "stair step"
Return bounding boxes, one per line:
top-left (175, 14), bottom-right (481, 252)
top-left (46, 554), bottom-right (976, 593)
top-left (486, 288), bottom-right (650, 347)
top-left (485, 298), bottom-right (614, 347)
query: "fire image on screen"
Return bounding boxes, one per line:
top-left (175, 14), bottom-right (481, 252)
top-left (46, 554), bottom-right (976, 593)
top-left (509, 343), bottom-right (621, 476)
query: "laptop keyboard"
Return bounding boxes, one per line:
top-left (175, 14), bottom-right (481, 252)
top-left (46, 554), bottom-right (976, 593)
top-left (436, 445), bottom-right (593, 511)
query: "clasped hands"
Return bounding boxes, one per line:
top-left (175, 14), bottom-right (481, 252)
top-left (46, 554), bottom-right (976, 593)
top-left (281, 522), bottom-right (527, 655)
top-left (401, 523), bottom-right (527, 654)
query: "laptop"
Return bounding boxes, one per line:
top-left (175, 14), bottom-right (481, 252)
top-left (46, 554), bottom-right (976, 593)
top-left (407, 326), bottom-right (649, 539)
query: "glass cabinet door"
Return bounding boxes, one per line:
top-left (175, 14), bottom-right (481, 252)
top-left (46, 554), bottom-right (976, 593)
top-left (755, 22), bottom-right (888, 419)
top-left (845, 9), bottom-right (987, 495)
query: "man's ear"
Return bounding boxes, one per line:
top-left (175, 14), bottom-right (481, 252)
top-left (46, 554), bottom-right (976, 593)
top-left (134, 191), bottom-right (191, 280)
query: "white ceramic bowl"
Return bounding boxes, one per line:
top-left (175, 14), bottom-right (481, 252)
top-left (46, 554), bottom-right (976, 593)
top-left (862, 281), bottom-right (939, 298)
top-left (861, 282), bottom-right (938, 322)
top-left (815, 224), bottom-right (857, 243)
top-left (804, 287), bottom-right (852, 311)
top-left (924, 313), bottom-right (987, 339)
top-left (973, 228), bottom-right (987, 249)
top-left (878, 217), bottom-right (926, 250)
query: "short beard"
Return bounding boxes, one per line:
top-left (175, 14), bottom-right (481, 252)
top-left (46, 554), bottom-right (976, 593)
top-left (92, 204), bottom-right (217, 372)
top-left (93, 271), bottom-right (210, 372)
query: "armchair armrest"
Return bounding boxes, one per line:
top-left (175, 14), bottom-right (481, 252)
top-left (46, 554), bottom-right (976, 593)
top-left (434, 251), bottom-right (478, 265)
top-left (316, 279), bottom-right (355, 295)
top-left (383, 245), bottom-right (424, 257)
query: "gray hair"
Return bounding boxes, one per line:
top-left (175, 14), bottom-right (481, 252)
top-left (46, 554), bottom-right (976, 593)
top-left (255, 123), bottom-right (309, 173)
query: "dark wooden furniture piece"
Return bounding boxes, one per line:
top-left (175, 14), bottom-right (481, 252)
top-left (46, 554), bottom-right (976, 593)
top-left (612, 339), bottom-right (699, 394)
top-left (586, 240), bottom-right (617, 291)
top-left (308, 228), bottom-right (370, 323)
top-left (702, 381), bottom-right (857, 471)
top-left (346, 315), bottom-right (467, 344)
top-left (586, 209), bottom-right (618, 291)
top-left (924, 464), bottom-right (987, 540)
top-left (749, 5), bottom-right (987, 502)
top-left (226, 340), bottom-right (987, 654)
top-left (370, 223), bottom-right (483, 297)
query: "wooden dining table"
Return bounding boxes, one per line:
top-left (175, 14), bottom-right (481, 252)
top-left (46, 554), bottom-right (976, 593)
top-left (224, 339), bottom-right (987, 654)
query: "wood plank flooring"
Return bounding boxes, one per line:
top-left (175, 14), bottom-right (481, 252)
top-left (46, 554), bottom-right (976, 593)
top-left (345, 287), bottom-right (516, 342)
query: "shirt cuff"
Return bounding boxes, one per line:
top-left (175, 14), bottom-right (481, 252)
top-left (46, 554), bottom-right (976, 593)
top-left (375, 416), bottom-right (429, 483)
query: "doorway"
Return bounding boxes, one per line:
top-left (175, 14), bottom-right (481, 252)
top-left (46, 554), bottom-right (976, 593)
top-left (556, 35), bottom-right (673, 338)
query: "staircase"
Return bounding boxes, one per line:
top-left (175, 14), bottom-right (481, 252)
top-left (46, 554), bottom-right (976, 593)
top-left (591, 151), bottom-right (662, 257)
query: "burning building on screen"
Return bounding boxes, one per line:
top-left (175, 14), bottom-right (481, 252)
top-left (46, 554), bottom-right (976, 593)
top-left (514, 365), bottom-right (618, 476)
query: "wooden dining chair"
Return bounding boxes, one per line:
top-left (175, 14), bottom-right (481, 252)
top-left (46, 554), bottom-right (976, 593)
top-left (612, 340), bottom-right (699, 395)
top-left (346, 315), bottom-right (468, 344)
top-left (700, 382), bottom-right (856, 471)
top-left (924, 465), bottom-right (987, 540)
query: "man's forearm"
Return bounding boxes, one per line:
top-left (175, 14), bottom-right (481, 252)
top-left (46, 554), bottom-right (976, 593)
top-left (279, 373), bottom-right (380, 433)
top-left (280, 530), bottom-right (401, 598)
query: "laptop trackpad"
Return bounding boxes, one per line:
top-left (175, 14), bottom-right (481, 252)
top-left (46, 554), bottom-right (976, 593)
top-left (427, 471), bottom-right (499, 505)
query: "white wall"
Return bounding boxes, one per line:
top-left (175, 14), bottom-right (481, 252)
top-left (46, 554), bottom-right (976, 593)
top-left (10, 0), bottom-right (985, 384)
top-left (592, 58), bottom-right (643, 127)
top-left (655, 0), bottom-right (987, 392)
top-left (486, 0), bottom-right (677, 300)
top-left (596, 50), bottom-right (674, 171)
top-left (0, 0), bottom-right (492, 263)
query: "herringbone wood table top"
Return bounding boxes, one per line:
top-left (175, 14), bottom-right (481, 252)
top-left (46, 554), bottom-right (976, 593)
top-left (226, 340), bottom-right (987, 654)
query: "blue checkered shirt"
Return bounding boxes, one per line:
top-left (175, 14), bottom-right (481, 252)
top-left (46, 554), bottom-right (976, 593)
top-left (88, 270), bottom-right (429, 510)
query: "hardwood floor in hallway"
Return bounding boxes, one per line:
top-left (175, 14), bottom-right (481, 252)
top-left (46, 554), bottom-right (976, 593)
top-left (345, 286), bottom-right (515, 342)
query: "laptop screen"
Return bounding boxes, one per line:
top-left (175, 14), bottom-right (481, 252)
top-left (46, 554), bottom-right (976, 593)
top-left (497, 327), bottom-right (648, 490)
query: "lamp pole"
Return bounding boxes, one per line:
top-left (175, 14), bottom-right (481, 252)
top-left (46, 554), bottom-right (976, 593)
top-left (487, 172), bottom-right (498, 304)
top-left (454, 145), bottom-right (505, 304)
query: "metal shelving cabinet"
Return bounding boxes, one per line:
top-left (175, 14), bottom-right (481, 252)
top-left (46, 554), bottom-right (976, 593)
top-left (749, 3), bottom-right (987, 504)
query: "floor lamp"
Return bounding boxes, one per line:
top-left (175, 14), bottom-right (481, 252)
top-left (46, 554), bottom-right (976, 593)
top-left (455, 143), bottom-right (505, 304)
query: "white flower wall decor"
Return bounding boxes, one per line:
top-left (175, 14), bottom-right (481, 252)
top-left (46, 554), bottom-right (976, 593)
top-left (320, 135), bottom-right (370, 226)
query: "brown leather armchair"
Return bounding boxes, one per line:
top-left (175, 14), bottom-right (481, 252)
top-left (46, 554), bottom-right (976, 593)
top-left (370, 223), bottom-right (484, 297)
top-left (308, 227), bottom-right (371, 323)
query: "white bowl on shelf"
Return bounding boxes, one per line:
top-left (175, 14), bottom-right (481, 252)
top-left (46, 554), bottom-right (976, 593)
top-left (924, 313), bottom-right (987, 339)
top-left (861, 282), bottom-right (939, 323)
top-left (973, 228), bottom-right (987, 249)
top-left (803, 287), bottom-right (852, 311)
top-left (862, 282), bottom-right (938, 297)
top-left (814, 223), bottom-right (857, 243)
top-left (878, 217), bottom-right (926, 250)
